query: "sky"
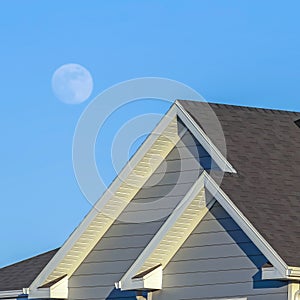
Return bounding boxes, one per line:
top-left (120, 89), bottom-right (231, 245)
top-left (1, 0), bottom-right (300, 267)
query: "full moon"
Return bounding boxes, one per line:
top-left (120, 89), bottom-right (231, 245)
top-left (52, 63), bottom-right (93, 104)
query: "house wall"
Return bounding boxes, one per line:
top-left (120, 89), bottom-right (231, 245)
top-left (69, 127), bottom-right (286, 300)
top-left (153, 202), bottom-right (288, 300)
top-left (68, 130), bottom-right (208, 300)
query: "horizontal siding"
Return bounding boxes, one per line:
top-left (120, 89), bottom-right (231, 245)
top-left (155, 202), bottom-right (288, 300)
top-left (164, 255), bottom-right (266, 275)
top-left (162, 269), bottom-right (270, 288)
top-left (98, 220), bottom-right (166, 237)
top-left (69, 129), bottom-right (204, 300)
top-left (152, 157), bottom-right (205, 173)
top-left (92, 235), bottom-right (155, 251)
top-left (132, 182), bottom-right (196, 199)
top-left (145, 169), bottom-right (201, 186)
top-left (69, 283), bottom-right (287, 300)
top-left (154, 284), bottom-right (287, 300)
top-left (172, 243), bottom-right (261, 261)
top-left (82, 247), bottom-right (144, 263)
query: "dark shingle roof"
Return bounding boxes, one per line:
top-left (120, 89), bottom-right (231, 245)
top-left (179, 100), bottom-right (300, 267)
top-left (0, 248), bottom-right (59, 291)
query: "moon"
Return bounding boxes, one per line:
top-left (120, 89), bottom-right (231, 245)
top-left (52, 63), bottom-right (93, 104)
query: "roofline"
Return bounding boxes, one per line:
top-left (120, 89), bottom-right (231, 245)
top-left (30, 100), bottom-right (238, 290)
top-left (0, 289), bottom-right (27, 299)
top-left (204, 172), bottom-right (289, 277)
top-left (29, 103), bottom-right (181, 289)
top-left (175, 100), bottom-right (237, 173)
top-left (28, 99), bottom-right (299, 292)
top-left (177, 99), bottom-right (300, 114)
top-left (117, 172), bottom-right (210, 290)
top-left (118, 171), bottom-right (293, 290)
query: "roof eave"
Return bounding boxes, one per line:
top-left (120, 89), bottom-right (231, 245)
top-left (0, 289), bottom-right (28, 299)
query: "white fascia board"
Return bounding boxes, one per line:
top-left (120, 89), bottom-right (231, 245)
top-left (117, 172), bottom-right (208, 290)
top-left (29, 104), bottom-right (179, 290)
top-left (203, 173), bottom-right (288, 278)
top-left (28, 276), bottom-right (68, 299)
top-left (28, 289), bottom-right (50, 299)
top-left (129, 266), bottom-right (163, 290)
top-left (287, 267), bottom-right (300, 278)
top-left (0, 290), bottom-right (26, 299)
top-left (29, 100), bottom-right (236, 290)
top-left (262, 265), bottom-right (284, 280)
top-left (175, 101), bottom-right (236, 174)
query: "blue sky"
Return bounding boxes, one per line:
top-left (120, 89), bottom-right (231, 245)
top-left (1, 0), bottom-right (300, 267)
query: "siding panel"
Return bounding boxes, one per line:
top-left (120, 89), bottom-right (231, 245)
top-left (69, 130), bottom-right (203, 300)
top-left (156, 203), bottom-right (288, 300)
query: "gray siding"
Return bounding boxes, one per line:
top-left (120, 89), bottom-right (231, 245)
top-left (69, 128), bottom-right (287, 300)
top-left (153, 203), bottom-right (288, 300)
top-left (69, 130), bottom-right (205, 300)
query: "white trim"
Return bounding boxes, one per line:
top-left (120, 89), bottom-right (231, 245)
top-left (28, 273), bottom-right (68, 299)
top-left (175, 101), bottom-right (236, 173)
top-left (262, 265), bottom-right (283, 280)
top-left (127, 265), bottom-right (162, 290)
top-left (28, 100), bottom-right (297, 293)
top-left (29, 101), bottom-right (237, 290)
top-left (0, 290), bottom-right (26, 299)
top-left (118, 170), bottom-right (293, 291)
top-left (117, 172), bottom-right (216, 290)
top-left (30, 104), bottom-right (181, 289)
top-left (287, 267), bottom-right (300, 278)
top-left (288, 281), bottom-right (300, 300)
top-left (203, 173), bottom-right (288, 278)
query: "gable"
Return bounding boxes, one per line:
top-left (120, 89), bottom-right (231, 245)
top-left (157, 202), bottom-right (288, 300)
top-left (28, 102), bottom-right (234, 295)
top-left (68, 127), bottom-right (216, 299)
top-left (179, 100), bottom-right (300, 268)
top-left (16, 100), bottom-right (300, 300)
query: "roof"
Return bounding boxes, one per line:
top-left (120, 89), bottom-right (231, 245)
top-left (2, 100), bottom-right (300, 293)
top-left (178, 100), bottom-right (300, 267)
top-left (0, 249), bottom-right (59, 291)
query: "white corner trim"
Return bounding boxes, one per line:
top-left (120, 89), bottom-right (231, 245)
top-left (288, 281), bottom-right (300, 300)
top-left (203, 173), bottom-right (288, 278)
top-left (0, 290), bottom-right (26, 298)
top-left (175, 101), bottom-right (237, 174)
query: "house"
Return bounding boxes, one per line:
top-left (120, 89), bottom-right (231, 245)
top-left (1, 100), bottom-right (300, 300)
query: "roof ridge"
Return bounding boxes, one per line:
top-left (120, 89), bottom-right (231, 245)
top-left (177, 99), bottom-right (300, 115)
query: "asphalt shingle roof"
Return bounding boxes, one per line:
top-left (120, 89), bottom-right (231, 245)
top-left (179, 100), bottom-right (300, 267)
top-left (0, 248), bottom-right (59, 291)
